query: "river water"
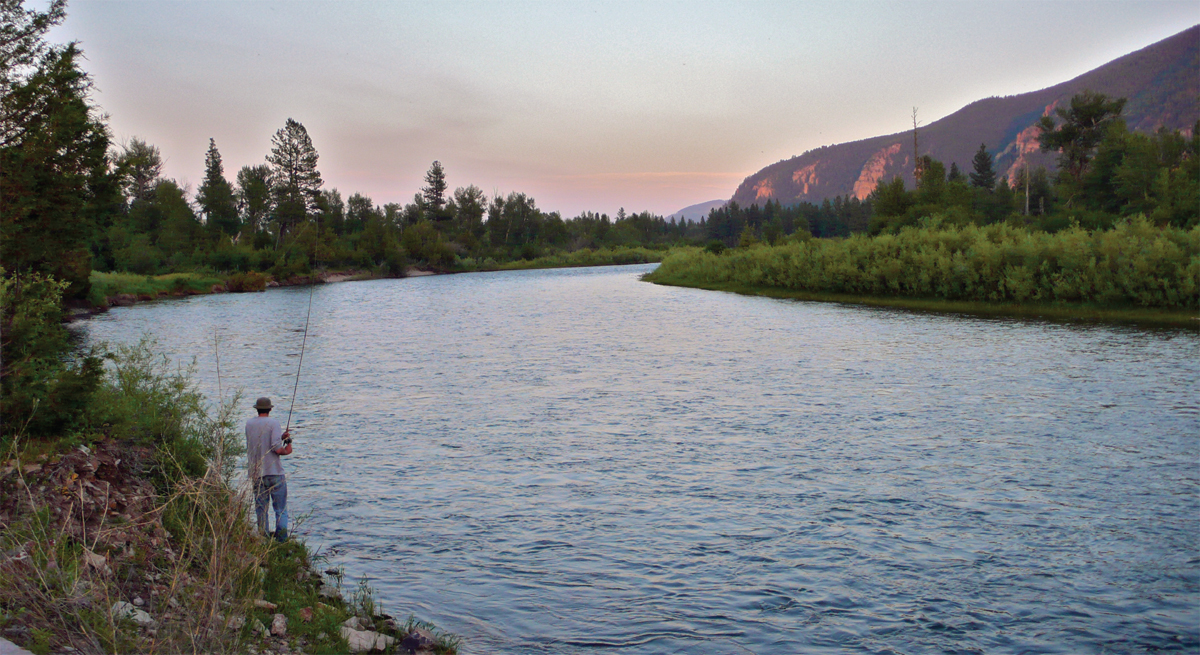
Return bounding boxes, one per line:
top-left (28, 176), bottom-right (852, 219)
top-left (77, 264), bottom-right (1199, 654)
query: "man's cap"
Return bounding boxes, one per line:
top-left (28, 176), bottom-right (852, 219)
top-left (254, 397), bottom-right (274, 410)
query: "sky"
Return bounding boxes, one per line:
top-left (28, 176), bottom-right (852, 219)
top-left (46, 0), bottom-right (1198, 218)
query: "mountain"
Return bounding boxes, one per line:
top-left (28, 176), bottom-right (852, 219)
top-left (731, 26), bottom-right (1199, 208)
top-left (668, 199), bottom-right (727, 222)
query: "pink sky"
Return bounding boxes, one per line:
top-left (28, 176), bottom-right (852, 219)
top-left (49, 1), bottom-right (1198, 218)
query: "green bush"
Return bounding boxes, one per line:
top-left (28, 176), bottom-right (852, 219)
top-left (647, 216), bottom-right (1199, 309)
top-left (225, 270), bottom-right (269, 292)
top-left (0, 271), bottom-right (103, 442)
top-left (86, 338), bottom-right (244, 485)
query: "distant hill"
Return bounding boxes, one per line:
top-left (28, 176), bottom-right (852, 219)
top-left (668, 199), bottom-right (726, 222)
top-left (731, 25), bottom-right (1200, 208)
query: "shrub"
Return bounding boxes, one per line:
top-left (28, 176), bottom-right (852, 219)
top-left (225, 271), bottom-right (269, 293)
top-left (647, 217), bottom-right (1199, 309)
top-left (0, 271), bottom-right (104, 443)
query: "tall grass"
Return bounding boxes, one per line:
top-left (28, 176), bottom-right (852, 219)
top-left (646, 217), bottom-right (1198, 309)
top-left (89, 272), bottom-right (223, 307)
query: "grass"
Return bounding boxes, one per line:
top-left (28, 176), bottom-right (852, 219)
top-left (89, 271), bottom-right (223, 306)
top-left (645, 275), bottom-right (1200, 328)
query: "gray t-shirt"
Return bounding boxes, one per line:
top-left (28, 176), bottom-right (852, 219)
top-left (245, 415), bottom-right (285, 478)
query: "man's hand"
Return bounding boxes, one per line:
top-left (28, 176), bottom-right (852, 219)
top-left (275, 430), bottom-right (293, 456)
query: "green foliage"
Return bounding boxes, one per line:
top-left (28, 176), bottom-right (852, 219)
top-left (87, 337), bottom-right (244, 484)
top-left (267, 118), bottom-right (323, 239)
top-left (0, 43), bottom-right (111, 299)
top-left (225, 270), bottom-right (269, 292)
top-left (197, 138), bottom-right (239, 237)
top-left (401, 220), bottom-right (455, 268)
top-left (89, 271), bottom-right (221, 300)
top-left (421, 160), bottom-right (448, 216)
top-left (647, 217), bottom-right (1198, 309)
top-left (1038, 90), bottom-right (1127, 185)
top-left (969, 143), bottom-right (996, 189)
top-left (0, 271), bottom-right (103, 441)
top-left (236, 164), bottom-right (273, 235)
top-left (473, 246), bottom-right (662, 271)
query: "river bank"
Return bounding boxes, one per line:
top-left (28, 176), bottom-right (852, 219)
top-left (644, 276), bottom-right (1200, 328)
top-left (73, 246), bottom-right (666, 321)
top-left (0, 438), bottom-right (459, 654)
top-left (69, 268), bottom-right (416, 322)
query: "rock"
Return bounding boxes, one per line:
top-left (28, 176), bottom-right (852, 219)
top-left (270, 613), bottom-right (287, 637)
top-left (339, 626), bottom-right (395, 653)
top-left (227, 615), bottom-right (246, 630)
top-left (318, 584), bottom-right (340, 599)
top-left (82, 548), bottom-right (110, 575)
top-left (401, 627), bottom-right (437, 653)
top-left (252, 619), bottom-right (268, 637)
top-left (132, 597), bottom-right (144, 607)
top-left (342, 616), bottom-right (368, 630)
top-left (297, 607), bottom-right (313, 622)
top-left (254, 599), bottom-right (278, 610)
top-left (111, 601), bottom-right (154, 627)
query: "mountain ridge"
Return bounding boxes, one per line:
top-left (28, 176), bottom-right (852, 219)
top-left (730, 25), bottom-right (1200, 209)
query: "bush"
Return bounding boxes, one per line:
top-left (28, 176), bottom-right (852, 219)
top-left (86, 337), bottom-right (243, 486)
top-left (647, 217), bottom-right (1199, 309)
top-left (0, 271), bottom-right (104, 443)
top-left (225, 271), bottom-right (269, 293)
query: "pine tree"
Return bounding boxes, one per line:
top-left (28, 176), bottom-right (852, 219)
top-left (266, 118), bottom-right (322, 238)
top-left (969, 143), bottom-right (996, 190)
top-left (421, 160), bottom-right (447, 217)
top-left (0, 43), bottom-right (110, 298)
top-left (1038, 90), bottom-right (1126, 184)
top-left (197, 138), bottom-right (239, 237)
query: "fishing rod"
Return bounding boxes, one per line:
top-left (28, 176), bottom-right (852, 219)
top-left (285, 279), bottom-right (317, 433)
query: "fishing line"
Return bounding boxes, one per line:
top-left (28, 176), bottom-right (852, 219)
top-left (213, 333), bottom-right (224, 402)
top-left (286, 280), bottom-right (317, 432)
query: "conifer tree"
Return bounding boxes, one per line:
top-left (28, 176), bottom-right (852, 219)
top-left (1038, 90), bottom-right (1126, 184)
top-left (0, 42), bottom-right (110, 298)
top-left (969, 143), bottom-right (996, 190)
top-left (197, 138), bottom-right (239, 236)
top-left (421, 160), bottom-right (447, 217)
top-left (267, 118), bottom-right (322, 238)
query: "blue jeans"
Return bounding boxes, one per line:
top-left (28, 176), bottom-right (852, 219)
top-left (254, 475), bottom-right (288, 537)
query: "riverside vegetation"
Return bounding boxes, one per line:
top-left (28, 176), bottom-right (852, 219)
top-left (648, 94), bottom-right (1199, 324)
top-left (0, 274), bottom-right (460, 654)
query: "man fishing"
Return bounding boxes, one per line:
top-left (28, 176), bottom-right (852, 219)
top-left (246, 397), bottom-right (292, 542)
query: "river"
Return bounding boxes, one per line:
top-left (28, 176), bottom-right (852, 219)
top-left (77, 264), bottom-right (1199, 654)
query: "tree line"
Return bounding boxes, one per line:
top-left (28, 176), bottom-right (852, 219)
top-left (869, 91), bottom-right (1199, 234)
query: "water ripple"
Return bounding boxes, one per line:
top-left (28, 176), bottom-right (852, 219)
top-left (77, 265), bottom-right (1200, 654)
